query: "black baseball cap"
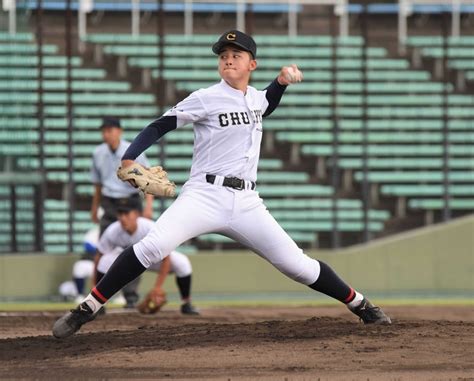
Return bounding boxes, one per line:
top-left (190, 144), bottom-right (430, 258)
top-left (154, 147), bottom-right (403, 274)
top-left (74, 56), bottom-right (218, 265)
top-left (116, 197), bottom-right (141, 213)
top-left (212, 30), bottom-right (257, 59)
top-left (100, 117), bottom-right (121, 129)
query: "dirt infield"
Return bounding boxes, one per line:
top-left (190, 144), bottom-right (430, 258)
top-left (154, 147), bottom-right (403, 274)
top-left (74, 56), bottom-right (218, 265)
top-left (1, 305), bottom-right (473, 380)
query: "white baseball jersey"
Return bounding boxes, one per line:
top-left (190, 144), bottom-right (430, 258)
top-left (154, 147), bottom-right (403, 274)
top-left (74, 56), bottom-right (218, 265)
top-left (164, 79), bottom-right (268, 182)
top-left (133, 79), bottom-right (321, 287)
top-left (97, 217), bottom-right (191, 277)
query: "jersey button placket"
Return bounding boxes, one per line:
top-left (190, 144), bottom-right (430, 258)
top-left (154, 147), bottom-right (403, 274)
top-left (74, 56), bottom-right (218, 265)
top-left (243, 96), bottom-right (255, 152)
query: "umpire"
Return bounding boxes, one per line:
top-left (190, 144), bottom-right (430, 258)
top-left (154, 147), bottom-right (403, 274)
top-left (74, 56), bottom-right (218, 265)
top-left (90, 117), bottom-right (154, 234)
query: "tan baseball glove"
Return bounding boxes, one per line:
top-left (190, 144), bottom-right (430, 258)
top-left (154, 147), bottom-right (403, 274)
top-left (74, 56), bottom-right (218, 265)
top-left (137, 288), bottom-right (167, 314)
top-left (117, 162), bottom-right (176, 197)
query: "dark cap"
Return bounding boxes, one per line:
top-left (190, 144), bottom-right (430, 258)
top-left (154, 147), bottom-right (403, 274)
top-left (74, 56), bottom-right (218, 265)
top-left (212, 30), bottom-right (257, 59)
top-left (116, 197), bottom-right (141, 213)
top-left (100, 117), bottom-right (121, 129)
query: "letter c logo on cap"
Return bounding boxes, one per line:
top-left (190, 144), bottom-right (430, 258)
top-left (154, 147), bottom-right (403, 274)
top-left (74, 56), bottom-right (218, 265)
top-left (226, 33), bottom-right (236, 41)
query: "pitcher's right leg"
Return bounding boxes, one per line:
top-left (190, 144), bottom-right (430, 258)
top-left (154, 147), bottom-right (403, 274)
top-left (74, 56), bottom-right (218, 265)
top-left (53, 187), bottom-right (228, 338)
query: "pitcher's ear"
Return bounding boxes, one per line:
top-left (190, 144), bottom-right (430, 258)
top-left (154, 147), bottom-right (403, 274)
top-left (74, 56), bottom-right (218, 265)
top-left (249, 59), bottom-right (257, 71)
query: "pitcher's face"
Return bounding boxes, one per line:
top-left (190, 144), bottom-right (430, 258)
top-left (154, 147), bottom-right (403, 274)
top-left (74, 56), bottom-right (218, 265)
top-left (218, 46), bottom-right (256, 88)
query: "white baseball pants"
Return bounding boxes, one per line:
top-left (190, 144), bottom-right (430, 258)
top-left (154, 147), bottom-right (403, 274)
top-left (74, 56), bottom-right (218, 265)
top-left (134, 178), bottom-right (321, 286)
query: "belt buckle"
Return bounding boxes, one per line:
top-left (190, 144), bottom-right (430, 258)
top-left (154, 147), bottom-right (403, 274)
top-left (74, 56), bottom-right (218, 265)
top-left (230, 177), bottom-right (244, 190)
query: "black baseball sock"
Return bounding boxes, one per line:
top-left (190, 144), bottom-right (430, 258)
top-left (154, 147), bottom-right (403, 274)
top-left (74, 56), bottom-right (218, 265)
top-left (91, 246), bottom-right (146, 303)
top-left (176, 275), bottom-right (192, 300)
top-left (95, 271), bottom-right (104, 284)
top-left (308, 261), bottom-right (356, 304)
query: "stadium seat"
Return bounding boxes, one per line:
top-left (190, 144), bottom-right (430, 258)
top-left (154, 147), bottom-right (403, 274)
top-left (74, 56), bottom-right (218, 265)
top-left (0, 92), bottom-right (154, 104)
top-left (0, 32), bottom-right (34, 41)
top-left (0, 56), bottom-right (82, 66)
top-left (353, 171), bottom-right (474, 183)
top-left (336, 158), bottom-right (474, 170)
top-left (0, 44), bottom-right (58, 54)
top-left (0, 80), bottom-right (130, 91)
top-left (0, 68), bottom-right (107, 79)
top-left (409, 198), bottom-right (474, 210)
top-left (381, 185), bottom-right (474, 197)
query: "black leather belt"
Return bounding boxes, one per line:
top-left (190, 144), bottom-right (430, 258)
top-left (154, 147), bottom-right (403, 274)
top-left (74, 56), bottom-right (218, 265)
top-left (206, 174), bottom-right (256, 190)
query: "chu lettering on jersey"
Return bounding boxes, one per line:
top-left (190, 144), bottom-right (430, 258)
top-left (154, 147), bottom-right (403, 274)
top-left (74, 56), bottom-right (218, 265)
top-left (218, 110), bottom-right (262, 127)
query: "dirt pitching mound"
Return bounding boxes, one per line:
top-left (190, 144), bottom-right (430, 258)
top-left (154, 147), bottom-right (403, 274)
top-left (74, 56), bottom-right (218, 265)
top-left (1, 306), bottom-right (473, 380)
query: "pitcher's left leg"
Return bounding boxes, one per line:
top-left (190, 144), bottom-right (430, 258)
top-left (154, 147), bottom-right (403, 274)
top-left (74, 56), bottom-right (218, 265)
top-left (226, 201), bottom-right (318, 284)
top-left (226, 197), bottom-right (391, 324)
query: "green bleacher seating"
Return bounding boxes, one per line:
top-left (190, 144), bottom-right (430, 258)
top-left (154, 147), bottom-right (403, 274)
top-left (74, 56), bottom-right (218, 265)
top-left (337, 158), bottom-right (474, 170)
top-left (279, 221), bottom-right (384, 232)
top-left (0, 80), bottom-right (130, 91)
top-left (381, 185), bottom-right (474, 197)
top-left (277, 131), bottom-right (474, 144)
top-left (0, 32), bottom-right (34, 41)
top-left (104, 44), bottom-right (385, 57)
top-left (130, 57), bottom-right (410, 70)
top-left (265, 118), bottom-right (474, 133)
top-left (449, 60), bottom-right (474, 70)
top-left (406, 36), bottom-right (474, 47)
top-left (43, 105), bottom-right (159, 116)
top-left (409, 198), bottom-right (474, 210)
top-left (0, 105), bottom-right (36, 114)
top-left (0, 92), bottom-right (154, 103)
top-left (197, 232), bottom-right (318, 247)
top-left (2, 32), bottom-right (472, 251)
top-left (335, 119), bottom-right (473, 130)
top-left (264, 198), bottom-right (363, 209)
top-left (84, 33), bottom-right (364, 46)
top-left (302, 144), bottom-right (474, 157)
top-left (422, 47), bottom-right (474, 59)
top-left (0, 184), bottom-right (37, 252)
top-left (15, 157), bottom-right (282, 171)
top-left (271, 209), bottom-right (389, 221)
top-left (405, 36), bottom-right (474, 90)
top-left (0, 44), bottom-right (57, 54)
top-left (354, 171), bottom-right (474, 183)
top-left (0, 117), bottom-right (152, 130)
top-left (154, 69), bottom-right (432, 81)
top-left (0, 56), bottom-right (82, 66)
top-left (176, 81), bottom-right (452, 93)
top-left (257, 185), bottom-right (332, 197)
top-left (0, 68), bottom-right (107, 79)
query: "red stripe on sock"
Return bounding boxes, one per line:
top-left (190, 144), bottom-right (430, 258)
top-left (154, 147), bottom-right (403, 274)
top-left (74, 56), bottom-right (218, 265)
top-left (92, 287), bottom-right (108, 303)
top-left (344, 288), bottom-right (355, 304)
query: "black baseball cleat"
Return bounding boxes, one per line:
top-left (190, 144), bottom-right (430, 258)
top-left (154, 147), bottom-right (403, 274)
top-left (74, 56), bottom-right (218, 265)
top-left (52, 302), bottom-right (97, 338)
top-left (349, 298), bottom-right (391, 324)
top-left (181, 302), bottom-right (200, 315)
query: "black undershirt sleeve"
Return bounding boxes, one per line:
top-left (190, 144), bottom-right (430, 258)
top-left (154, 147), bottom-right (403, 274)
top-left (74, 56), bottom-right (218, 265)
top-left (122, 116), bottom-right (177, 161)
top-left (262, 78), bottom-right (287, 118)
